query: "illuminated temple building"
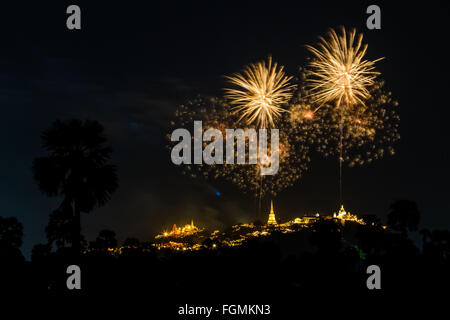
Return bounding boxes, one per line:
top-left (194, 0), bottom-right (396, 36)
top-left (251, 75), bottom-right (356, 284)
top-left (151, 203), bottom-right (371, 252)
top-left (81, 201), bottom-right (379, 255)
top-left (267, 200), bottom-right (278, 225)
top-left (333, 205), bottom-right (365, 225)
top-left (155, 219), bottom-right (202, 239)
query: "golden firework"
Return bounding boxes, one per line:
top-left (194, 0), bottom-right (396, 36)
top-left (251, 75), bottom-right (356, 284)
top-left (289, 80), bottom-right (400, 168)
top-left (170, 96), bottom-right (310, 198)
top-left (224, 56), bottom-right (296, 128)
top-left (305, 27), bottom-right (382, 109)
top-left (304, 27), bottom-right (383, 203)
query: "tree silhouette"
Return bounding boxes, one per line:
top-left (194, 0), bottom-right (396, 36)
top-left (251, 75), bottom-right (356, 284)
top-left (123, 237), bottom-right (140, 248)
top-left (90, 229), bottom-right (118, 251)
top-left (0, 216), bottom-right (24, 262)
top-left (388, 200), bottom-right (420, 236)
top-left (31, 243), bottom-right (52, 262)
top-left (46, 206), bottom-right (73, 249)
top-left (33, 119), bottom-right (118, 254)
top-left (422, 229), bottom-right (450, 261)
top-left (309, 219), bottom-right (342, 254)
top-left (0, 216), bottom-right (23, 249)
top-left (356, 219), bottom-right (386, 257)
top-left (362, 214), bottom-right (381, 226)
top-left (122, 237), bottom-right (141, 256)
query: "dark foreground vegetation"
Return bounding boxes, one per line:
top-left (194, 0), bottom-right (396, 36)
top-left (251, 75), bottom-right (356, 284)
top-left (1, 214), bottom-right (449, 305)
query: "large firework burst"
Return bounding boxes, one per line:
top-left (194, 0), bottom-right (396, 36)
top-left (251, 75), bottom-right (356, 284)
top-left (305, 27), bottom-right (382, 109)
top-left (224, 56), bottom-right (296, 129)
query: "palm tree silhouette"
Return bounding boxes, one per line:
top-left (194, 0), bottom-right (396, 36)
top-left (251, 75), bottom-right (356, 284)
top-left (33, 119), bottom-right (118, 255)
top-left (387, 200), bottom-right (420, 236)
top-left (46, 207), bottom-right (74, 249)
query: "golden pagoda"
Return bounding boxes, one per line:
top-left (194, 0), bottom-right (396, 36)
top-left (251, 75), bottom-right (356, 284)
top-left (267, 200), bottom-right (278, 225)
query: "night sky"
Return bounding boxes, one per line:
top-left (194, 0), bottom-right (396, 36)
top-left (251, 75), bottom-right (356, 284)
top-left (1, 1), bottom-right (449, 258)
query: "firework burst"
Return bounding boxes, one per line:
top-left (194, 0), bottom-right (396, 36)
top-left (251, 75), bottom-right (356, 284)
top-left (169, 96), bottom-right (310, 199)
top-left (305, 27), bottom-right (382, 109)
top-left (289, 80), bottom-right (399, 168)
top-left (224, 56), bottom-right (296, 129)
top-left (304, 27), bottom-right (383, 203)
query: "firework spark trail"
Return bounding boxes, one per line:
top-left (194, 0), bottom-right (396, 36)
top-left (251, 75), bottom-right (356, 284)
top-left (170, 96), bottom-right (310, 206)
top-left (224, 56), bottom-right (296, 129)
top-left (305, 27), bottom-right (382, 204)
top-left (289, 80), bottom-right (400, 196)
